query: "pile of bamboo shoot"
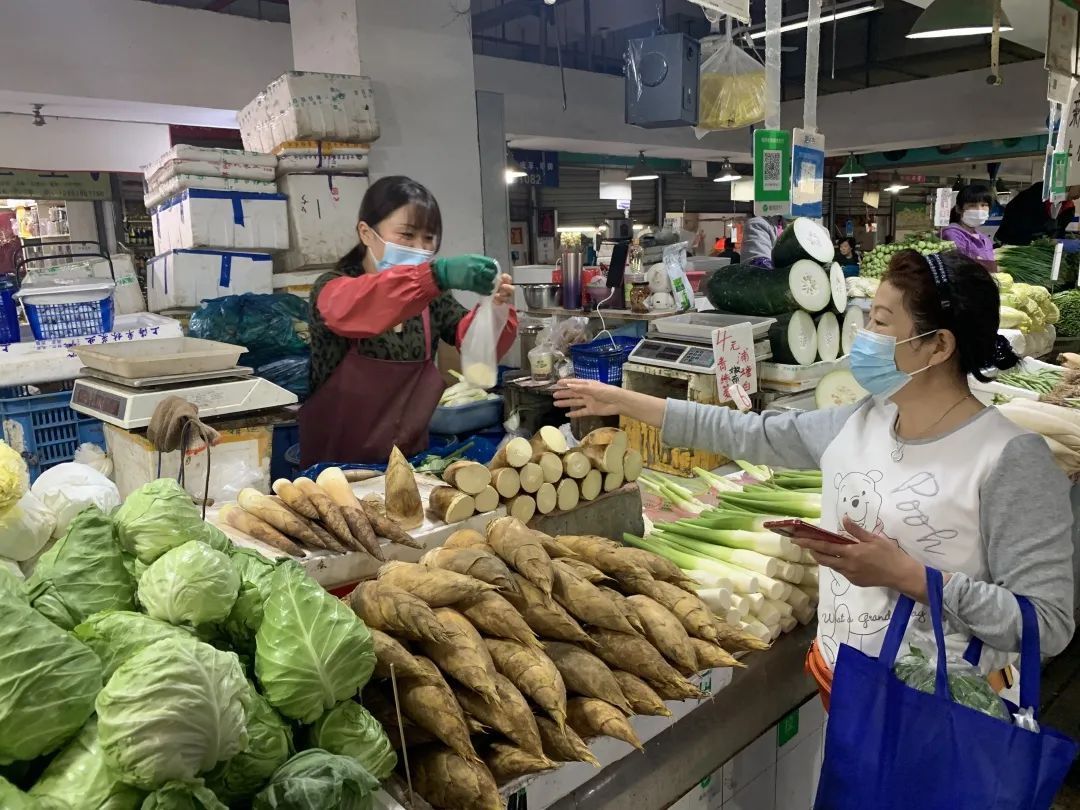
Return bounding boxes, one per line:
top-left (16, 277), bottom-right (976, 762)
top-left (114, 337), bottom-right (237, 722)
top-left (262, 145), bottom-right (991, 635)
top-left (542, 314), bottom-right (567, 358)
top-left (436, 426), bottom-right (643, 526)
top-left (347, 517), bottom-right (757, 810)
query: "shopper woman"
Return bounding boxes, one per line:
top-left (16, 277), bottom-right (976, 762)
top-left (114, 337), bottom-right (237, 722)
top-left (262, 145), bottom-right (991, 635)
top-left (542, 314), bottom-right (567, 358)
top-left (301, 176), bottom-right (518, 466)
top-left (941, 183), bottom-right (997, 272)
top-left (555, 249), bottom-right (1073, 702)
top-left (836, 237), bottom-right (860, 277)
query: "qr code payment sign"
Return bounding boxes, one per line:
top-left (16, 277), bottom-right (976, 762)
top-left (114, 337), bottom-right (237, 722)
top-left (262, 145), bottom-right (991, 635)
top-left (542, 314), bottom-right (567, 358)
top-left (763, 150), bottom-right (783, 191)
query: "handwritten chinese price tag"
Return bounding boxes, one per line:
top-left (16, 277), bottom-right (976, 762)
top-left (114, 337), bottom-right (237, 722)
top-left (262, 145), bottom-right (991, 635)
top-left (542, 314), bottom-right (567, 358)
top-left (712, 324), bottom-right (757, 406)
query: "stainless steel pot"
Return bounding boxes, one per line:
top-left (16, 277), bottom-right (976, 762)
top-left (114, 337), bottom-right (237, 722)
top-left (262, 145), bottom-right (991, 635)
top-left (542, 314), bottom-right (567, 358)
top-left (521, 283), bottom-right (561, 310)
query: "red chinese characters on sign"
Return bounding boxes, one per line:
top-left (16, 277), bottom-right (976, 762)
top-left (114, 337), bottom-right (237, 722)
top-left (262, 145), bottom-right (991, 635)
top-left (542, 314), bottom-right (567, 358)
top-left (711, 323), bottom-right (758, 403)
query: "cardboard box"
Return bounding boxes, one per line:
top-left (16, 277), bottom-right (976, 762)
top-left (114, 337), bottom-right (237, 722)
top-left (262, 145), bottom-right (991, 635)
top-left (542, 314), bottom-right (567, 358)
top-left (239, 72), bottom-right (379, 153)
top-left (278, 173), bottom-right (369, 271)
top-left (151, 189), bottom-right (289, 252)
top-left (147, 249), bottom-right (274, 312)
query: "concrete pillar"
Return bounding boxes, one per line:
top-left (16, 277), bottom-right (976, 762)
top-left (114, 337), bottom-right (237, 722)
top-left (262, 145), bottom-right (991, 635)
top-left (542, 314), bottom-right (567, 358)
top-left (289, 0), bottom-right (488, 259)
top-left (476, 90), bottom-right (511, 275)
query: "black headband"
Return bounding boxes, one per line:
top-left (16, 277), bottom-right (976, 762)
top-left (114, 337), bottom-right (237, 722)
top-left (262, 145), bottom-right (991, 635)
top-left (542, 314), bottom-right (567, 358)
top-left (925, 252), bottom-right (954, 313)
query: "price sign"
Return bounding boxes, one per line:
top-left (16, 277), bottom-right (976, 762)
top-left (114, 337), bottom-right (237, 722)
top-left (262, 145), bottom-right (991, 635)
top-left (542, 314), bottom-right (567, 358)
top-left (933, 188), bottom-right (956, 227)
top-left (712, 323), bottom-right (757, 403)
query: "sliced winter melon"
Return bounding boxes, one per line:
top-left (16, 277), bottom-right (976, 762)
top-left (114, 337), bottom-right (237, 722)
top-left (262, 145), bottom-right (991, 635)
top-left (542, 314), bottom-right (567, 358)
top-left (773, 218), bottom-right (835, 267)
top-left (816, 311), bottom-right (841, 362)
top-left (829, 261), bottom-right (848, 313)
top-left (769, 310), bottom-right (818, 366)
top-left (705, 260), bottom-right (831, 316)
top-left (815, 369), bottom-right (868, 409)
top-left (841, 305), bottom-right (865, 355)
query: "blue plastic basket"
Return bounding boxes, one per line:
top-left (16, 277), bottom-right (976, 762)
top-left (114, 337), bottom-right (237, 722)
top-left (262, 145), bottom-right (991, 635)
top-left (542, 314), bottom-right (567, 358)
top-left (0, 385), bottom-right (105, 482)
top-left (0, 279), bottom-right (19, 345)
top-left (569, 336), bottom-right (640, 385)
top-left (24, 294), bottom-right (115, 341)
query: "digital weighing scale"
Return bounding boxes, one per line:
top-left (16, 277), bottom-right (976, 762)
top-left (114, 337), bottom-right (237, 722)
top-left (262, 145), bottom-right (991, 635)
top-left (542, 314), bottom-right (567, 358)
top-left (626, 312), bottom-right (776, 374)
top-left (71, 369), bottom-right (298, 429)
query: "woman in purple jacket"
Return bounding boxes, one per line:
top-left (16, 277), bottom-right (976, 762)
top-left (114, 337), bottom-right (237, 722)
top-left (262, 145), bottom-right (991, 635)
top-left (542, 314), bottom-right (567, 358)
top-left (941, 184), bottom-right (997, 273)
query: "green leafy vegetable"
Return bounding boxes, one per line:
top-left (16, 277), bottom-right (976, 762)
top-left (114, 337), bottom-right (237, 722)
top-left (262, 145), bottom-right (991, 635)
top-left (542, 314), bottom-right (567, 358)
top-left (0, 590), bottom-right (102, 764)
top-left (255, 564), bottom-right (376, 723)
top-left (96, 636), bottom-right (250, 790)
top-left (308, 701), bottom-right (397, 781)
top-left (138, 541), bottom-right (240, 628)
top-left (222, 550), bottom-right (279, 653)
top-left (894, 645), bottom-right (1010, 722)
top-left (252, 750), bottom-right (378, 810)
top-left (204, 685), bottom-right (292, 803)
top-left (0, 561), bottom-right (24, 600)
top-left (140, 781), bottom-right (227, 810)
top-left (114, 480), bottom-right (215, 565)
top-left (24, 506), bottom-right (136, 630)
top-left (0, 775), bottom-right (43, 810)
top-left (73, 611), bottom-right (194, 680)
top-left (29, 718), bottom-right (145, 810)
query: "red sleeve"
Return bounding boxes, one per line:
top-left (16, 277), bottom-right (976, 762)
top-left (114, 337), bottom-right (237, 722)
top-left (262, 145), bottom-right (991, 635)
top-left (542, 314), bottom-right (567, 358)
top-left (456, 305), bottom-right (519, 359)
top-left (316, 263), bottom-right (441, 339)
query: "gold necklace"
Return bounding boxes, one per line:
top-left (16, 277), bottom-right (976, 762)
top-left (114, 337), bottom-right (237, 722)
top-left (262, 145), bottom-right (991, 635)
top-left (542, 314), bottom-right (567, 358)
top-left (890, 394), bottom-right (973, 462)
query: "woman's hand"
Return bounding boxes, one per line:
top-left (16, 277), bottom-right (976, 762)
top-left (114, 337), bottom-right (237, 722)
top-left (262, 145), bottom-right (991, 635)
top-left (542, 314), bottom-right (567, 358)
top-left (791, 517), bottom-right (927, 599)
top-left (493, 273), bottom-right (514, 306)
top-left (553, 379), bottom-right (625, 417)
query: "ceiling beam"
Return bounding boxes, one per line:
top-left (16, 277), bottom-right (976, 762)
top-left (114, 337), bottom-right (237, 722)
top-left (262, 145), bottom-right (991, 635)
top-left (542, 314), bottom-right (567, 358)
top-left (472, 0), bottom-right (574, 32)
top-left (204, 0), bottom-right (238, 10)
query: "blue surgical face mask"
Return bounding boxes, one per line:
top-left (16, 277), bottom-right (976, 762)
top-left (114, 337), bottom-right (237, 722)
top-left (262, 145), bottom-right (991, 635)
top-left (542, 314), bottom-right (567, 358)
top-left (849, 329), bottom-right (937, 399)
top-left (369, 228), bottom-right (434, 272)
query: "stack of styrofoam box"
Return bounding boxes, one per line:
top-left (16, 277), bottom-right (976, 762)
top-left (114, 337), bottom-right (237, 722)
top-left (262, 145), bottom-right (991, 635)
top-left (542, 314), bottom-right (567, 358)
top-left (239, 72), bottom-right (378, 300)
top-left (143, 145), bottom-right (288, 313)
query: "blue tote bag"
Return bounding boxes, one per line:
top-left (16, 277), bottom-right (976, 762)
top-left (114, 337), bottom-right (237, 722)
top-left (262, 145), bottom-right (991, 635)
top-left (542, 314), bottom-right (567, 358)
top-left (815, 567), bottom-right (1077, 810)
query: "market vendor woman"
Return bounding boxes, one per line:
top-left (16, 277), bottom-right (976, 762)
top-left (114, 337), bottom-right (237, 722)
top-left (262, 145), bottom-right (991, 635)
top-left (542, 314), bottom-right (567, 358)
top-left (941, 183), bottom-right (997, 272)
top-left (301, 176), bottom-right (518, 466)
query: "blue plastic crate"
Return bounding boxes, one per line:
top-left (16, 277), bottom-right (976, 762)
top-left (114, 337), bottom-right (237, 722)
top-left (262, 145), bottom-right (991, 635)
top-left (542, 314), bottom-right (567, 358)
top-left (0, 385), bottom-right (106, 482)
top-left (569, 335), bottom-right (640, 385)
top-left (24, 295), bottom-right (115, 341)
top-left (0, 279), bottom-right (19, 345)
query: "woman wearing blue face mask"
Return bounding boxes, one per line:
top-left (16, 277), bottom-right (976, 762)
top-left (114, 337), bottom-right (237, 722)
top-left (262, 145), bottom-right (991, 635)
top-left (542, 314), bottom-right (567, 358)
top-left (301, 175), bottom-right (517, 466)
top-left (941, 184), bottom-right (997, 272)
top-left (555, 248), bottom-right (1073, 709)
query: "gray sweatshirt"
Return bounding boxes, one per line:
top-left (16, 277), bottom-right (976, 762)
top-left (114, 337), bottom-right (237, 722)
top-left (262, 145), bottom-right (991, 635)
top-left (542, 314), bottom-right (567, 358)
top-left (662, 398), bottom-right (1075, 667)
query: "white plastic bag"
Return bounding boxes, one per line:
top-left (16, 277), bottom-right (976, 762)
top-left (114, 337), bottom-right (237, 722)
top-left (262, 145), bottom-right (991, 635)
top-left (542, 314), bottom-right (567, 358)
top-left (74, 442), bottom-right (114, 479)
top-left (460, 268), bottom-right (508, 390)
top-left (695, 31), bottom-right (766, 137)
top-left (0, 492), bottom-right (55, 561)
top-left (30, 462), bottom-right (121, 538)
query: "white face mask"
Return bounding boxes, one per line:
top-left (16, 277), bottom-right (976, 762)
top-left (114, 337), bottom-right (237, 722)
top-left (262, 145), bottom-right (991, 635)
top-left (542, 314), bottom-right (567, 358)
top-left (961, 209), bottom-right (989, 227)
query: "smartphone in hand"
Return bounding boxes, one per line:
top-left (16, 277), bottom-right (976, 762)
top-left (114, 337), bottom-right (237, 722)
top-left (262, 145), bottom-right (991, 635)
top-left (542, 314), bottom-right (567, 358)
top-left (764, 519), bottom-right (856, 545)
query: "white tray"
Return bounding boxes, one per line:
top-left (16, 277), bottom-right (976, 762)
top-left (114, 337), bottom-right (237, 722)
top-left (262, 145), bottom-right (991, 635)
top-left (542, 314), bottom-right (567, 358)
top-left (75, 337), bottom-right (245, 379)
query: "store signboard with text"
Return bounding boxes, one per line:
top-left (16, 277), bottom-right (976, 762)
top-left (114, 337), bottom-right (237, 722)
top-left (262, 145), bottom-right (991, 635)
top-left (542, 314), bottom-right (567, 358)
top-left (790, 128), bottom-right (825, 219)
top-left (753, 129), bottom-right (791, 217)
top-left (0, 170), bottom-right (111, 201)
top-left (510, 150), bottom-right (559, 187)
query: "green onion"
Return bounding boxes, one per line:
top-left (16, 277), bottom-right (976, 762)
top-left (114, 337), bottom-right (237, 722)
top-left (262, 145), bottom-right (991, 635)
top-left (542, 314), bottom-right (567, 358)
top-left (736, 460), bottom-right (773, 482)
top-left (693, 467), bottom-right (743, 493)
top-left (623, 534), bottom-right (753, 587)
top-left (662, 520), bottom-right (799, 560)
top-left (653, 531), bottom-right (780, 578)
top-left (716, 491), bottom-right (821, 519)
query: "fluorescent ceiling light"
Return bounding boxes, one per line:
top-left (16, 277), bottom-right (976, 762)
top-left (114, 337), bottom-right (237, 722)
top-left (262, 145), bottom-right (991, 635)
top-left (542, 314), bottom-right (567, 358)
top-left (837, 153), bottom-right (867, 179)
top-left (748, 1), bottom-right (880, 39)
top-left (907, 0), bottom-right (1013, 39)
top-left (627, 151), bottom-right (659, 182)
top-left (884, 172), bottom-right (909, 193)
top-left (713, 157), bottom-right (742, 183)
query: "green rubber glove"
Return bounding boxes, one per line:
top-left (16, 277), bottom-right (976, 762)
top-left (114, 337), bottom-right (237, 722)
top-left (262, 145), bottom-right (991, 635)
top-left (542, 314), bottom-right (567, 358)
top-left (432, 255), bottom-right (499, 294)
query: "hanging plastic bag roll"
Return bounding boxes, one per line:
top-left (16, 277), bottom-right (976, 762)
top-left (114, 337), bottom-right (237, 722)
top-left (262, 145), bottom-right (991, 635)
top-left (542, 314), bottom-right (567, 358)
top-left (460, 261), bottom-right (509, 389)
top-left (695, 23), bottom-right (766, 137)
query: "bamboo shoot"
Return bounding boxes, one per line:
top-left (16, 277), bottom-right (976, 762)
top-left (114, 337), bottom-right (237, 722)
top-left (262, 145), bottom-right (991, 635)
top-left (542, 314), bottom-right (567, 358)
top-left (556, 478), bottom-right (579, 512)
top-left (562, 450), bottom-right (590, 479)
top-left (491, 467), bottom-right (521, 499)
top-left (535, 483), bottom-right (557, 515)
top-left (491, 436), bottom-right (532, 469)
top-left (518, 462), bottom-right (544, 494)
top-left (385, 446), bottom-right (423, 529)
top-left (473, 485), bottom-right (499, 513)
top-left (428, 486), bottom-right (476, 524)
top-left (537, 452), bottom-right (563, 483)
top-left (507, 495), bottom-right (536, 523)
top-left (579, 469), bottom-right (602, 500)
top-left (442, 461), bottom-right (492, 495)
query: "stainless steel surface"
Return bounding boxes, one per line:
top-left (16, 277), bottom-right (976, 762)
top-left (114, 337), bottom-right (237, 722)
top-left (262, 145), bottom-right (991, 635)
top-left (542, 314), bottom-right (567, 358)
top-left (521, 283), bottom-right (562, 310)
top-left (519, 321), bottom-right (547, 369)
top-left (561, 252), bottom-right (583, 310)
top-left (80, 365), bottom-right (254, 388)
top-left (651, 312), bottom-right (777, 342)
top-left (545, 623), bottom-right (817, 810)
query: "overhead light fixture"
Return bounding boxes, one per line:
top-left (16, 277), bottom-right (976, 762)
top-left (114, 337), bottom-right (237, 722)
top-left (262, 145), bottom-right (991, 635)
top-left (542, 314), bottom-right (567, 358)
top-left (884, 172), bottom-right (909, 193)
top-left (713, 157), bottom-right (742, 183)
top-left (748, 0), bottom-right (881, 39)
top-left (836, 153), bottom-right (867, 179)
top-left (907, 0), bottom-right (1012, 39)
top-left (626, 151), bottom-right (659, 182)
top-left (504, 150), bottom-right (527, 184)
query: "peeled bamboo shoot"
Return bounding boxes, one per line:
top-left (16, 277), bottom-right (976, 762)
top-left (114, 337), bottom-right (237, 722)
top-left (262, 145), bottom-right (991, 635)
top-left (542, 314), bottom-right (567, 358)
top-left (428, 486), bottom-right (476, 524)
top-left (442, 461), bottom-right (492, 495)
top-left (579, 469), bottom-right (603, 500)
top-left (562, 450), bottom-right (590, 479)
top-left (537, 452), bottom-right (563, 483)
top-left (535, 483), bottom-right (558, 515)
top-left (491, 467), bottom-right (521, 499)
top-left (555, 479), bottom-right (580, 512)
top-left (473, 485), bottom-right (499, 513)
top-left (491, 437), bottom-right (532, 469)
top-left (518, 462), bottom-right (544, 494)
top-left (530, 426), bottom-right (569, 456)
top-left (507, 494), bottom-right (536, 523)
top-left (623, 449), bottom-right (643, 482)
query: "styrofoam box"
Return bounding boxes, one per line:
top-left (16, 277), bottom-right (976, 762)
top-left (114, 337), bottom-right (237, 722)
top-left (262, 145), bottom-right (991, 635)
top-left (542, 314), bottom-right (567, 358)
top-left (278, 173), bottom-right (369, 271)
top-left (239, 71), bottom-right (379, 153)
top-left (151, 189), bottom-right (289, 253)
top-left (276, 152), bottom-right (369, 177)
top-left (142, 144), bottom-right (278, 186)
top-left (144, 175), bottom-right (277, 210)
top-left (272, 267), bottom-right (326, 300)
top-left (146, 249), bottom-right (273, 312)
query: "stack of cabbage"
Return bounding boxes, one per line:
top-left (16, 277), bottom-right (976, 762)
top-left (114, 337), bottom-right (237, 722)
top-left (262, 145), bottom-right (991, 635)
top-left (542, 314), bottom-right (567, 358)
top-left (994, 274), bottom-right (1060, 334)
top-left (0, 475), bottom-right (391, 810)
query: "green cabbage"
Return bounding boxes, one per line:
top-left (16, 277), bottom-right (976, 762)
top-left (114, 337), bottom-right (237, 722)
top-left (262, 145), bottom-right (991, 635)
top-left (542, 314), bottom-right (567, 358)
top-left (204, 685), bottom-right (292, 803)
top-left (222, 550), bottom-right (278, 653)
top-left (252, 750), bottom-right (378, 810)
top-left (308, 701), bottom-right (396, 781)
top-left (96, 636), bottom-right (250, 790)
top-left (0, 775), bottom-right (40, 810)
top-left (73, 611), bottom-right (194, 680)
top-left (195, 522), bottom-right (234, 555)
top-left (0, 590), bottom-right (102, 763)
top-left (24, 506), bottom-right (136, 630)
top-left (255, 564), bottom-right (376, 723)
top-left (29, 718), bottom-right (145, 810)
top-left (140, 781), bottom-right (227, 810)
top-left (138, 541), bottom-right (240, 628)
top-left (114, 480), bottom-right (214, 565)
top-left (0, 562), bottom-right (24, 600)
